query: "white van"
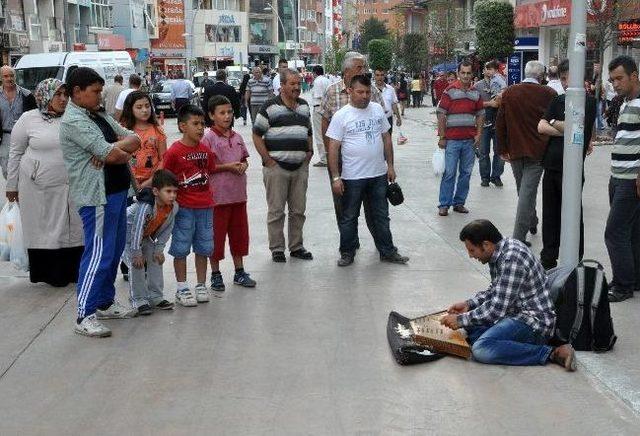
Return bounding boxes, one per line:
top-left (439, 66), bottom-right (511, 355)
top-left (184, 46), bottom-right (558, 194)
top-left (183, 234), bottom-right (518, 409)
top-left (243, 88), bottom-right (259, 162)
top-left (14, 51), bottom-right (136, 91)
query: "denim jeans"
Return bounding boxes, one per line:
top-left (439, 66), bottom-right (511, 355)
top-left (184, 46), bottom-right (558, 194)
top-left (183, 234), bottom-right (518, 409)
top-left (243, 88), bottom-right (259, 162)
top-left (478, 126), bottom-right (504, 182)
top-left (339, 174), bottom-right (395, 257)
top-left (466, 318), bottom-right (553, 366)
top-left (605, 177), bottom-right (640, 292)
top-left (438, 139), bottom-right (475, 208)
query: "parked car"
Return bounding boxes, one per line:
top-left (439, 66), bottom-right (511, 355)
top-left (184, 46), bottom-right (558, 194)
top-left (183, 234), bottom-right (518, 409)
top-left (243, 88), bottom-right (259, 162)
top-left (150, 80), bottom-right (197, 115)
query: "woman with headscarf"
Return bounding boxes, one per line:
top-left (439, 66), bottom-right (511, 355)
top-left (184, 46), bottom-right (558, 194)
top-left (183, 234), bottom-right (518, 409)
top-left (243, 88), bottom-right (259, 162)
top-left (5, 78), bottom-right (83, 287)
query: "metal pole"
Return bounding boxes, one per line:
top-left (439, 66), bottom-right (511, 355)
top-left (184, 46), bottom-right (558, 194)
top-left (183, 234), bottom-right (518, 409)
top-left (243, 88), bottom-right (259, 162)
top-left (559, 0), bottom-right (588, 267)
top-left (289, 0), bottom-right (298, 60)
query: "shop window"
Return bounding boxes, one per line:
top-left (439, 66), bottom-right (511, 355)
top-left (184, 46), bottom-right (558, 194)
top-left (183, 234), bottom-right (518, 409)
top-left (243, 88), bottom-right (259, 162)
top-left (205, 24), bottom-right (242, 43)
top-left (250, 18), bottom-right (273, 45)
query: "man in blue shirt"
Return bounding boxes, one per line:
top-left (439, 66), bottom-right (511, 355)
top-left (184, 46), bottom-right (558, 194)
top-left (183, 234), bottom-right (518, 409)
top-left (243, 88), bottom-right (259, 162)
top-left (170, 71), bottom-right (193, 112)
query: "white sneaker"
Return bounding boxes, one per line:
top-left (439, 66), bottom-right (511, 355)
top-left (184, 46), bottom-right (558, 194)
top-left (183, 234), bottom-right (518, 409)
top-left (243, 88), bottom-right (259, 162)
top-left (95, 299), bottom-right (136, 319)
top-left (195, 283), bottom-right (210, 303)
top-left (176, 289), bottom-right (198, 307)
top-left (74, 314), bottom-right (112, 337)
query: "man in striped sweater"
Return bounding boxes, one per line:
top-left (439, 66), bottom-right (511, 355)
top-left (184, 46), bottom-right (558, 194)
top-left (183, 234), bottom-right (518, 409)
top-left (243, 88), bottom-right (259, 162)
top-left (605, 56), bottom-right (640, 303)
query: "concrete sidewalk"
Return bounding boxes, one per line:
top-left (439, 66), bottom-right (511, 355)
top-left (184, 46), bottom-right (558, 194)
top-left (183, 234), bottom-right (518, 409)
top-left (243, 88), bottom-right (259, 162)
top-left (0, 100), bottom-right (638, 434)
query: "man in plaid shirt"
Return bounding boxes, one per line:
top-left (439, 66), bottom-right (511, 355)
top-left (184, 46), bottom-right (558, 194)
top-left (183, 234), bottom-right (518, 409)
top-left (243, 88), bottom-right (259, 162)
top-left (441, 219), bottom-right (576, 371)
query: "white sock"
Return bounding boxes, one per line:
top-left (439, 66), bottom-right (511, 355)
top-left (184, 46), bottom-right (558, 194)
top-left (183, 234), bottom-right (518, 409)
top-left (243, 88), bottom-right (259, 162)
top-left (177, 281), bottom-right (188, 292)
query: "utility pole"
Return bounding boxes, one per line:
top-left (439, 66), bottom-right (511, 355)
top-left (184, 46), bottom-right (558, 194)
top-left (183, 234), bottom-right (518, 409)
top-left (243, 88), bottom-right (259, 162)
top-left (559, 0), bottom-right (587, 267)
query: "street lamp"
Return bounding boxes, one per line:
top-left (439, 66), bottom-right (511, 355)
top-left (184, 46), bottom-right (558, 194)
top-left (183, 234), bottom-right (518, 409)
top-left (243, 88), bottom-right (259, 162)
top-left (265, 3), bottom-right (288, 60)
top-left (265, 0), bottom-right (303, 60)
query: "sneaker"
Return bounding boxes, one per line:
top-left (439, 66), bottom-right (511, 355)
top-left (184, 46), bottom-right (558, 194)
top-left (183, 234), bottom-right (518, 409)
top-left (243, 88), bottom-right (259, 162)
top-left (74, 314), bottom-right (112, 338)
top-left (480, 180), bottom-right (490, 187)
top-left (380, 252), bottom-right (410, 265)
top-left (550, 344), bottom-right (577, 371)
top-left (154, 300), bottom-right (174, 310)
top-left (96, 300), bottom-right (136, 319)
top-left (175, 289), bottom-right (198, 307)
top-left (136, 304), bottom-right (153, 316)
top-left (337, 253), bottom-right (354, 267)
top-left (195, 284), bottom-right (210, 303)
top-left (313, 161), bottom-right (328, 167)
top-left (491, 178), bottom-right (503, 187)
top-left (234, 271), bottom-right (257, 287)
top-left (210, 273), bottom-right (225, 292)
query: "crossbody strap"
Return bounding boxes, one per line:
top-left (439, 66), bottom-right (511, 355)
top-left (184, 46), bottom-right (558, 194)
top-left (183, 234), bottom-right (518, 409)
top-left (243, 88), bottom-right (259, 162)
top-left (590, 267), bottom-right (605, 347)
top-left (570, 267), bottom-right (586, 343)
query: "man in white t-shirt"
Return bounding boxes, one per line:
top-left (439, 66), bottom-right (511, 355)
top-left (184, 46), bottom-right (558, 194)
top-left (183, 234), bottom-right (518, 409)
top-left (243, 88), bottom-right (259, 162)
top-left (326, 74), bottom-right (409, 267)
top-left (374, 68), bottom-right (402, 135)
top-left (271, 58), bottom-right (289, 96)
top-left (311, 65), bottom-right (331, 166)
top-left (114, 74), bottom-right (142, 120)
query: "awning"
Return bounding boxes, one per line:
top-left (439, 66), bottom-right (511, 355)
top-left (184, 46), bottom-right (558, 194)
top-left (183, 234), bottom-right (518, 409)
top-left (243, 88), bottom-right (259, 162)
top-left (431, 62), bottom-right (457, 73)
top-left (301, 45), bottom-right (321, 55)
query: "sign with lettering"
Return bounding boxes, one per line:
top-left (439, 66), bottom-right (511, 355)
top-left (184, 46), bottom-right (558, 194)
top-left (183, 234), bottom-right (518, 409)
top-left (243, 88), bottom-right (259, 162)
top-left (619, 20), bottom-right (640, 45)
top-left (248, 44), bottom-right (279, 54)
top-left (508, 51), bottom-right (523, 86)
top-left (150, 0), bottom-right (185, 49)
top-left (218, 14), bottom-right (236, 25)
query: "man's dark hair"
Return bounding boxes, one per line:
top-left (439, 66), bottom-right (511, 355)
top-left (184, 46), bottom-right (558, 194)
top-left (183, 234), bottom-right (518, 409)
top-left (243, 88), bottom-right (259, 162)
top-left (608, 55), bottom-right (638, 75)
top-left (120, 91), bottom-right (159, 130)
top-left (203, 71), bottom-right (208, 76)
top-left (485, 60), bottom-right (499, 71)
top-left (67, 67), bottom-right (105, 96)
top-left (208, 94), bottom-right (232, 114)
top-left (447, 71), bottom-right (457, 78)
top-left (177, 104), bottom-right (204, 125)
top-left (278, 58), bottom-right (288, 66)
top-left (349, 74), bottom-right (371, 88)
top-left (313, 65), bottom-right (324, 76)
top-left (114, 75), bottom-right (123, 84)
top-left (458, 60), bottom-right (473, 72)
top-left (459, 219), bottom-right (503, 246)
top-left (129, 74), bottom-right (142, 87)
top-left (216, 69), bottom-right (227, 81)
top-left (557, 59), bottom-right (570, 76)
top-left (152, 169), bottom-right (179, 189)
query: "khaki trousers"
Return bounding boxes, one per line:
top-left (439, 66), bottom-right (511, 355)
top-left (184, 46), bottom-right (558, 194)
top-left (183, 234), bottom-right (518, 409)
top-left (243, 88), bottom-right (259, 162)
top-left (312, 108), bottom-right (326, 163)
top-left (262, 162), bottom-right (309, 252)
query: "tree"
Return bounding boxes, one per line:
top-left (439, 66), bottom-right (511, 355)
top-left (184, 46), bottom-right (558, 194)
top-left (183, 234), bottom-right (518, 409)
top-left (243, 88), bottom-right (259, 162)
top-left (422, 0), bottom-right (463, 64)
top-left (324, 36), bottom-right (348, 75)
top-left (474, 0), bottom-right (515, 61)
top-left (368, 39), bottom-right (393, 71)
top-left (359, 17), bottom-right (389, 53)
top-left (402, 33), bottom-right (428, 74)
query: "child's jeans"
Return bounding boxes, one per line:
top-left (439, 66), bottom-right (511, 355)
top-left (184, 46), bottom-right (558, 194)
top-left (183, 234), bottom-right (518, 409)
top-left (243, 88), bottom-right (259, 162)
top-left (126, 238), bottom-right (165, 308)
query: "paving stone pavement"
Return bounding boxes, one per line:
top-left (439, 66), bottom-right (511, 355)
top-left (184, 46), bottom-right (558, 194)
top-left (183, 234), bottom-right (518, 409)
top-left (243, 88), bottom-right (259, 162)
top-left (0, 96), bottom-right (638, 435)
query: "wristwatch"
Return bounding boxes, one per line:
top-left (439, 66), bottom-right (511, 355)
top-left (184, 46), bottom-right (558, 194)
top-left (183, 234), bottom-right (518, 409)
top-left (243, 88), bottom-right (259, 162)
top-left (332, 176), bottom-right (341, 183)
top-left (550, 119), bottom-right (557, 126)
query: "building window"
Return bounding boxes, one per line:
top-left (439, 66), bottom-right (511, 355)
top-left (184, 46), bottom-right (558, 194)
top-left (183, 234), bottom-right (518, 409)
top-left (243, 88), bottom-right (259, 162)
top-left (249, 18), bottom-right (273, 45)
top-left (29, 15), bottom-right (41, 40)
top-left (91, 0), bottom-right (111, 28)
top-left (215, 0), bottom-right (239, 10)
top-left (205, 24), bottom-right (242, 42)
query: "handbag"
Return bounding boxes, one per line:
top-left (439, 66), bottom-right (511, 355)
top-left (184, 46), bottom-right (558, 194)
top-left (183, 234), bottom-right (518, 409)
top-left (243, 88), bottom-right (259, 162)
top-left (386, 182), bottom-right (404, 206)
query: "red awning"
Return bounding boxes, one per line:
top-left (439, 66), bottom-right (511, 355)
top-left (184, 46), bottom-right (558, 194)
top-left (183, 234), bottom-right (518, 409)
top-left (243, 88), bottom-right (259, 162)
top-left (301, 45), bottom-right (321, 55)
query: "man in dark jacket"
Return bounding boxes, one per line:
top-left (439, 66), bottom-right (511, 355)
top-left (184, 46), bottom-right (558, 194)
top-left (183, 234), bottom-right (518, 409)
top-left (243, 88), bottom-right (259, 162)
top-left (202, 69), bottom-right (240, 127)
top-left (0, 65), bottom-right (37, 179)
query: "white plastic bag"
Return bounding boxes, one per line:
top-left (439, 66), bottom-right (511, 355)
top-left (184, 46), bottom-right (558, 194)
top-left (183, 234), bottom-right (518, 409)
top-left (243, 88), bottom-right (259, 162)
top-left (0, 202), bottom-right (11, 261)
top-left (5, 203), bottom-right (28, 271)
top-left (432, 148), bottom-right (445, 176)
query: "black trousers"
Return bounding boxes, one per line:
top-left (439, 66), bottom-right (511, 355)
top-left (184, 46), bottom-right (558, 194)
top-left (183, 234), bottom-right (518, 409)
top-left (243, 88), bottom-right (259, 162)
top-left (541, 169), bottom-right (584, 269)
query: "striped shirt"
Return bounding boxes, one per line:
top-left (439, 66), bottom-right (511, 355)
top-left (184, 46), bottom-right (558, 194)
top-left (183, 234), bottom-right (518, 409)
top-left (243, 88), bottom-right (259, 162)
top-left (437, 80), bottom-right (484, 140)
top-left (253, 95), bottom-right (312, 170)
top-left (247, 76), bottom-right (273, 107)
top-left (612, 95), bottom-right (640, 179)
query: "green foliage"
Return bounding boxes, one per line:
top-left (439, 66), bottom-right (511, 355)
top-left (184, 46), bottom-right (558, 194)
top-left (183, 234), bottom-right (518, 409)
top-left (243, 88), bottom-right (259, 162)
top-left (474, 0), bottom-right (515, 60)
top-left (401, 33), bottom-right (427, 74)
top-left (324, 36), bottom-right (348, 74)
top-left (359, 17), bottom-right (389, 53)
top-left (367, 39), bottom-right (393, 71)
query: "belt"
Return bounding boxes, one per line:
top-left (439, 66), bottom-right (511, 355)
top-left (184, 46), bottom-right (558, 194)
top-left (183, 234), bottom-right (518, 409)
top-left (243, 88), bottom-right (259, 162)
top-left (3, 129), bottom-right (11, 134)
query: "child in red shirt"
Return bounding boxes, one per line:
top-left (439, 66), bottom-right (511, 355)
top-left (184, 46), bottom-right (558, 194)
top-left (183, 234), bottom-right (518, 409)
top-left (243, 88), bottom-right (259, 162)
top-left (162, 105), bottom-right (216, 306)
top-left (202, 95), bottom-right (256, 293)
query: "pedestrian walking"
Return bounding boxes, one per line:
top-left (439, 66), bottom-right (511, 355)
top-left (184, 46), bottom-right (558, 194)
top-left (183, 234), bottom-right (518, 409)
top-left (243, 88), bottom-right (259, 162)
top-left (271, 58), bottom-right (289, 97)
top-left (123, 170), bottom-right (179, 316)
top-left (203, 95), bottom-right (257, 292)
top-left (162, 105), bottom-right (217, 307)
top-left (396, 73), bottom-right (409, 116)
top-left (326, 74), bottom-right (409, 267)
top-left (436, 60), bottom-right (484, 216)
top-left (102, 75), bottom-right (124, 117)
top-left (114, 74), bottom-right (142, 121)
top-left (432, 72), bottom-right (449, 107)
top-left (604, 56), bottom-right (640, 303)
top-left (537, 59), bottom-right (597, 270)
top-left (546, 66), bottom-right (565, 95)
top-left (0, 65), bottom-right (36, 179)
top-left (311, 65), bottom-right (331, 166)
top-left (245, 66), bottom-right (273, 125)
top-left (60, 67), bottom-right (141, 337)
top-left (201, 69), bottom-right (240, 127)
top-left (410, 74), bottom-right (421, 108)
top-left (238, 73), bottom-right (250, 126)
top-left (496, 60), bottom-right (556, 245)
top-left (374, 68), bottom-right (402, 135)
top-left (252, 68), bottom-right (314, 263)
top-left (6, 78), bottom-right (83, 287)
top-left (474, 60), bottom-right (506, 187)
top-left (170, 71), bottom-right (193, 112)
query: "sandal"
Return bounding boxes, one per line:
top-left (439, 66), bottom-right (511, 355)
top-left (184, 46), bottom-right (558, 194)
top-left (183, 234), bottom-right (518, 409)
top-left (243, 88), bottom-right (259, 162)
top-left (272, 251), bottom-right (287, 263)
top-left (290, 249), bottom-right (313, 260)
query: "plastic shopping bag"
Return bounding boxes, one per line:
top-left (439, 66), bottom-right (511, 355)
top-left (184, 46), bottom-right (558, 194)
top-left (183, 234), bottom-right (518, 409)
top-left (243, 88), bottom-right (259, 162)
top-left (432, 148), bottom-right (445, 176)
top-left (397, 130), bottom-right (408, 145)
top-left (5, 202), bottom-right (28, 271)
top-left (0, 202), bottom-right (11, 261)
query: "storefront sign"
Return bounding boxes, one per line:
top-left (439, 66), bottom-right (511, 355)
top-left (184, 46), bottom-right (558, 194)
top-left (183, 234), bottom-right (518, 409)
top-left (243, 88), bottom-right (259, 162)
top-left (248, 44), bottom-right (279, 54)
top-left (150, 0), bottom-right (185, 49)
top-left (618, 20), bottom-right (640, 45)
top-left (98, 34), bottom-right (126, 50)
top-left (515, 0), bottom-right (571, 28)
top-left (508, 51), bottom-right (523, 86)
top-left (218, 14), bottom-right (236, 25)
